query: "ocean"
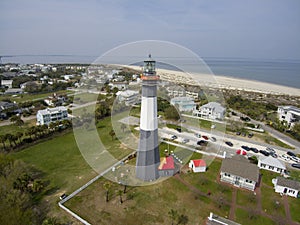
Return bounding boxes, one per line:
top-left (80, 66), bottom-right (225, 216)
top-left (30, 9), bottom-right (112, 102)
top-left (1, 55), bottom-right (300, 89)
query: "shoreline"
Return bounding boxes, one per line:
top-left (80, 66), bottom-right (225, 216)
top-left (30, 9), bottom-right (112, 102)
top-left (124, 65), bottom-right (300, 96)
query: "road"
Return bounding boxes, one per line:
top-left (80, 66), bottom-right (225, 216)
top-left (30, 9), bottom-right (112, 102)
top-left (228, 108), bottom-right (300, 152)
top-left (160, 126), bottom-right (300, 165)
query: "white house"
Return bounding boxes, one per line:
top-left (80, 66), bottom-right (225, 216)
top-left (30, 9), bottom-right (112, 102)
top-left (220, 155), bottom-right (259, 191)
top-left (170, 97), bottom-right (196, 112)
top-left (189, 159), bottom-right (206, 172)
top-left (193, 102), bottom-right (225, 120)
top-left (166, 85), bottom-right (185, 98)
top-left (277, 105), bottom-right (300, 128)
top-left (272, 177), bottom-right (300, 198)
top-left (207, 212), bottom-right (241, 225)
top-left (1, 80), bottom-right (13, 88)
top-left (258, 156), bottom-right (286, 174)
top-left (185, 86), bottom-right (199, 100)
top-left (36, 106), bottom-right (68, 125)
top-left (116, 90), bottom-right (140, 106)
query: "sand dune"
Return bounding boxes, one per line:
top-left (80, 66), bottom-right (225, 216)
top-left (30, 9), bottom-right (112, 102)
top-left (124, 65), bottom-right (300, 96)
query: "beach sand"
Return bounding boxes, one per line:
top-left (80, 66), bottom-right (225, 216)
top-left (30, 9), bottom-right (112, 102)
top-left (124, 65), bottom-right (300, 96)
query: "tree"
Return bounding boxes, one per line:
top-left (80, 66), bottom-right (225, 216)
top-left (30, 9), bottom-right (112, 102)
top-left (10, 115), bottom-right (24, 127)
top-left (103, 182), bottom-right (111, 202)
top-left (165, 106), bottom-right (180, 121)
top-left (292, 123), bottom-right (300, 134)
top-left (168, 209), bottom-right (178, 225)
top-left (16, 132), bottom-right (23, 145)
top-left (177, 214), bottom-right (189, 225)
top-left (5, 133), bottom-right (13, 148)
top-left (109, 130), bottom-right (116, 141)
top-left (0, 134), bottom-right (7, 150)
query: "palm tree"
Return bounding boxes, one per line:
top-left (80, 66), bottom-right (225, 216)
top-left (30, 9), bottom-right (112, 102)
top-left (16, 132), bottom-right (23, 145)
top-left (109, 130), bottom-right (115, 141)
top-left (0, 134), bottom-right (7, 150)
top-left (11, 134), bottom-right (18, 147)
top-left (103, 182), bottom-right (111, 202)
top-left (177, 214), bottom-right (188, 225)
top-left (5, 133), bottom-right (13, 148)
top-left (168, 209), bottom-right (178, 225)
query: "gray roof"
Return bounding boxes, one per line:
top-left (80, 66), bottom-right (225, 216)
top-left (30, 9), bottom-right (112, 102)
top-left (276, 177), bottom-right (300, 190)
top-left (259, 156), bottom-right (286, 169)
top-left (278, 105), bottom-right (300, 114)
top-left (221, 155), bottom-right (259, 182)
top-left (200, 102), bottom-right (225, 114)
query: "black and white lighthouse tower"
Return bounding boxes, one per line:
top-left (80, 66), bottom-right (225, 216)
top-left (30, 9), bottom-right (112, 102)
top-left (136, 55), bottom-right (160, 181)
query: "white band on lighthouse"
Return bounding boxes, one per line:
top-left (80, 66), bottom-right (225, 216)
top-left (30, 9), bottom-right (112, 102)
top-left (140, 96), bottom-right (158, 131)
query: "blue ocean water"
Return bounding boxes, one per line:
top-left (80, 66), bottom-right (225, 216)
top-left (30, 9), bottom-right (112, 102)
top-left (1, 55), bottom-right (300, 89)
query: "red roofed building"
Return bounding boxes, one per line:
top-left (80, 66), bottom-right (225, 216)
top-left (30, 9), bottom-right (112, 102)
top-left (189, 159), bottom-right (206, 173)
top-left (158, 156), bottom-right (176, 177)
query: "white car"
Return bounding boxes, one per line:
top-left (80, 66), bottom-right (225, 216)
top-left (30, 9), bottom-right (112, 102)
top-left (280, 154), bottom-right (290, 161)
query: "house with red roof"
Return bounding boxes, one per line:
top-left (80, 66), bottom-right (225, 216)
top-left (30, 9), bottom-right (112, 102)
top-left (158, 156), bottom-right (176, 177)
top-left (189, 159), bottom-right (206, 173)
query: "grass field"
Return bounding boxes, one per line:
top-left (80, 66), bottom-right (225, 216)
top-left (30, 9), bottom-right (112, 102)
top-left (8, 111), bottom-right (300, 224)
top-left (0, 90), bottom-right (73, 103)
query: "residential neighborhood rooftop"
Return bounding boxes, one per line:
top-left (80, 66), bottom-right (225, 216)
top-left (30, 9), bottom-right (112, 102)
top-left (220, 155), bottom-right (259, 182)
top-left (276, 177), bottom-right (300, 191)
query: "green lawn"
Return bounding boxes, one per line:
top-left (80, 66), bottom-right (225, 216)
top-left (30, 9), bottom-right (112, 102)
top-left (236, 189), bottom-right (257, 207)
top-left (235, 208), bottom-right (275, 225)
top-left (288, 197), bottom-right (300, 222)
top-left (12, 132), bottom-right (96, 194)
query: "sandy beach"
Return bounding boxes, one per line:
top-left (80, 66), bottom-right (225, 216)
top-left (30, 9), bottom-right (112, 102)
top-left (124, 65), bottom-right (300, 96)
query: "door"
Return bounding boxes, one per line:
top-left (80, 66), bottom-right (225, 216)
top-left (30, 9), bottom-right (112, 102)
top-left (235, 177), bottom-right (240, 186)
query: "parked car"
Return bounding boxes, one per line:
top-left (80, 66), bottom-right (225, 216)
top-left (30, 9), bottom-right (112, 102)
top-left (270, 152), bottom-right (278, 158)
top-left (248, 133), bottom-right (254, 138)
top-left (182, 138), bottom-right (189, 144)
top-left (195, 133), bottom-right (201, 138)
top-left (249, 147), bottom-right (258, 153)
top-left (259, 150), bottom-right (270, 156)
top-left (236, 132), bottom-right (241, 135)
top-left (197, 140), bottom-right (208, 146)
top-left (225, 141), bottom-right (233, 147)
top-left (241, 132), bottom-right (246, 137)
top-left (241, 145), bottom-right (250, 151)
top-left (60, 193), bottom-right (67, 200)
top-left (170, 135), bottom-right (177, 140)
top-left (291, 156), bottom-right (300, 163)
top-left (176, 128), bottom-right (182, 133)
top-left (266, 147), bottom-right (276, 153)
top-left (291, 164), bottom-right (300, 169)
top-left (280, 154), bottom-right (289, 161)
top-left (202, 135), bottom-right (209, 140)
top-left (287, 151), bottom-right (297, 157)
top-left (210, 137), bottom-right (217, 142)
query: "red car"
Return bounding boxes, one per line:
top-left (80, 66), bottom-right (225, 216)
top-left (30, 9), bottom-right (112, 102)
top-left (202, 135), bottom-right (209, 140)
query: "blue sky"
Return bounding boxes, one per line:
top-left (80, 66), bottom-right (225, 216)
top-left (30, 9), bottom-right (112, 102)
top-left (1, 0), bottom-right (300, 59)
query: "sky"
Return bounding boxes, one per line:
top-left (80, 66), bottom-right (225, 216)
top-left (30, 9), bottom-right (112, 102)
top-left (1, 0), bottom-right (300, 60)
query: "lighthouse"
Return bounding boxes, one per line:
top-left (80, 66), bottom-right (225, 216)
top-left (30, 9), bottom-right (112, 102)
top-left (136, 55), bottom-right (160, 181)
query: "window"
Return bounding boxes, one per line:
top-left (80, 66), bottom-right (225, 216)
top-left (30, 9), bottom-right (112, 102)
top-left (288, 190), bottom-right (295, 194)
top-left (269, 166), bottom-right (274, 170)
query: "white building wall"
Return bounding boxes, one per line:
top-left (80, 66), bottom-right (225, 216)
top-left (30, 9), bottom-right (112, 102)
top-left (258, 161), bottom-right (286, 174)
top-left (140, 97), bottom-right (158, 131)
top-left (220, 172), bottom-right (256, 191)
top-left (274, 185), bottom-right (299, 198)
